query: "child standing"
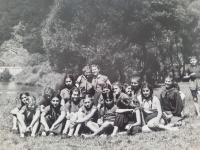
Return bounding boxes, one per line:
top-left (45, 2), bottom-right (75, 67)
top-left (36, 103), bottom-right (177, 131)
top-left (17, 95), bottom-right (40, 137)
top-left (91, 64), bottom-right (111, 106)
top-left (184, 56), bottom-right (200, 118)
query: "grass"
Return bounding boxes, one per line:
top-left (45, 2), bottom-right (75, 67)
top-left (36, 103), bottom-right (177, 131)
top-left (1, 82), bottom-right (200, 150)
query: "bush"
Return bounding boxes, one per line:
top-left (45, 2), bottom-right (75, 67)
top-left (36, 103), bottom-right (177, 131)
top-left (0, 68), bottom-right (12, 81)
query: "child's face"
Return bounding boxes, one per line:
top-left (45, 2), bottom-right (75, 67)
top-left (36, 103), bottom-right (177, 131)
top-left (84, 70), bottom-right (91, 79)
top-left (165, 78), bottom-right (173, 89)
top-left (21, 94), bottom-right (29, 104)
top-left (65, 78), bottom-right (73, 88)
top-left (71, 91), bottom-right (79, 102)
top-left (190, 58), bottom-right (197, 66)
top-left (142, 87), bottom-right (151, 98)
top-left (125, 86), bottom-right (132, 95)
top-left (131, 79), bottom-right (139, 90)
top-left (113, 85), bottom-right (121, 95)
top-left (84, 98), bottom-right (93, 109)
top-left (92, 67), bottom-right (100, 76)
top-left (27, 97), bottom-right (36, 110)
top-left (105, 99), bottom-right (114, 108)
top-left (51, 97), bottom-right (60, 108)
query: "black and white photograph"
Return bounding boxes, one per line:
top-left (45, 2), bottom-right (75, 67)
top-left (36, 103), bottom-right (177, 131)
top-left (0, 0), bottom-right (200, 149)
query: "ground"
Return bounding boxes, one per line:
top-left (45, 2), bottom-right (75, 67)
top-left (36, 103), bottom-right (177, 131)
top-left (1, 82), bottom-right (200, 150)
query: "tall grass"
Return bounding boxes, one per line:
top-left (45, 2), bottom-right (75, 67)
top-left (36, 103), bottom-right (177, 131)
top-left (1, 82), bottom-right (200, 150)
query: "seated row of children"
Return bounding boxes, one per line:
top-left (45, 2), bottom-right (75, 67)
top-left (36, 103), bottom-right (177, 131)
top-left (11, 75), bottom-right (184, 138)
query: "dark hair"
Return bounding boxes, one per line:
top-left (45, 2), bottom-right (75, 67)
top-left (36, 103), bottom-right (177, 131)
top-left (83, 94), bottom-right (94, 102)
top-left (70, 87), bottom-right (80, 98)
top-left (19, 92), bottom-right (30, 100)
top-left (102, 90), bottom-right (114, 100)
top-left (174, 82), bottom-right (180, 91)
top-left (61, 74), bottom-right (75, 90)
top-left (82, 65), bottom-right (91, 74)
top-left (122, 82), bottom-right (130, 93)
top-left (44, 87), bottom-right (54, 100)
top-left (52, 93), bottom-right (62, 101)
top-left (140, 83), bottom-right (153, 99)
top-left (19, 92), bottom-right (30, 106)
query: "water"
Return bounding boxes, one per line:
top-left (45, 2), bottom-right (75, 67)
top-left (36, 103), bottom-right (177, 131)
top-left (0, 82), bottom-right (43, 100)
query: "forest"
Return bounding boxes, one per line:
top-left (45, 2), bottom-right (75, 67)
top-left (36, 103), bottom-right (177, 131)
top-left (0, 0), bottom-right (200, 87)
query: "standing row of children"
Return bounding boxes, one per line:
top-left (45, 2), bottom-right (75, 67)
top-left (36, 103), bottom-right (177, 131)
top-left (10, 56), bottom-right (200, 138)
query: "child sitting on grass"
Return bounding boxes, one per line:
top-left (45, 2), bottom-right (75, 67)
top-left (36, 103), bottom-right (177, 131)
top-left (138, 83), bottom-right (179, 132)
top-left (112, 82), bottom-right (141, 136)
top-left (61, 87), bottom-right (83, 138)
top-left (17, 95), bottom-right (40, 138)
top-left (82, 90), bottom-right (118, 138)
top-left (40, 93), bottom-right (66, 136)
top-left (71, 94), bottom-right (99, 137)
top-left (11, 92), bottom-right (30, 131)
top-left (160, 76), bottom-right (183, 126)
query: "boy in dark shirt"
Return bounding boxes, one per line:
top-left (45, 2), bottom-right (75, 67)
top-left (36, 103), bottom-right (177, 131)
top-left (184, 56), bottom-right (200, 118)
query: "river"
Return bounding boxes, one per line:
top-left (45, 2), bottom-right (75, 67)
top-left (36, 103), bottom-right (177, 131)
top-left (0, 82), bottom-right (43, 100)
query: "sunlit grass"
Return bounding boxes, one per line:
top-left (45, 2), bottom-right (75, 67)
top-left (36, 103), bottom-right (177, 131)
top-left (0, 82), bottom-right (200, 150)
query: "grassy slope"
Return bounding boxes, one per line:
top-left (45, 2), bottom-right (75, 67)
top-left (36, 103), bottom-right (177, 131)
top-left (0, 82), bottom-right (200, 150)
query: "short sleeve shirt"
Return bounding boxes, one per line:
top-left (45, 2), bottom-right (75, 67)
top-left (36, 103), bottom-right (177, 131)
top-left (60, 88), bottom-right (71, 103)
top-left (65, 100), bottom-right (83, 113)
top-left (186, 65), bottom-right (200, 79)
top-left (80, 105), bottom-right (98, 122)
top-left (92, 75), bottom-right (110, 92)
top-left (100, 105), bottom-right (118, 122)
top-left (115, 93), bottom-right (133, 109)
top-left (44, 105), bottom-right (65, 116)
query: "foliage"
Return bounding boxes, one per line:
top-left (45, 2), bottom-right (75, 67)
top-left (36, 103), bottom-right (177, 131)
top-left (41, 0), bottom-right (200, 83)
top-left (0, 68), bottom-right (12, 81)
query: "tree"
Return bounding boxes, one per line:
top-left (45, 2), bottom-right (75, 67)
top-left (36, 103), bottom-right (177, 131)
top-left (0, 68), bottom-right (12, 81)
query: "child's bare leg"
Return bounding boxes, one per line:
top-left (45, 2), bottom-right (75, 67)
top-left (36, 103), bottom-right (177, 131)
top-left (62, 120), bottom-right (70, 134)
top-left (148, 118), bottom-right (178, 131)
top-left (31, 120), bottom-right (39, 137)
top-left (194, 101), bottom-right (200, 117)
top-left (18, 115), bottom-right (25, 137)
top-left (12, 116), bottom-right (18, 130)
top-left (110, 126), bottom-right (118, 137)
top-left (83, 121), bottom-right (112, 138)
top-left (86, 121), bottom-right (99, 132)
top-left (74, 112), bottom-right (84, 136)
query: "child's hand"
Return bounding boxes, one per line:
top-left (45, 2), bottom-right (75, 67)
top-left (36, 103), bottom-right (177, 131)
top-left (22, 126), bottom-right (27, 133)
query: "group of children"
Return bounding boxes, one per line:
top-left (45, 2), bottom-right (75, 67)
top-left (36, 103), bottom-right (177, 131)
top-left (10, 56), bottom-right (200, 138)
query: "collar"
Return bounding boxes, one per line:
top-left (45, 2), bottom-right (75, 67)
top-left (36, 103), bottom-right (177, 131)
top-left (94, 74), bottom-right (102, 79)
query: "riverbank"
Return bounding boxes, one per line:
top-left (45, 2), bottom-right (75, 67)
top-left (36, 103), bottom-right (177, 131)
top-left (1, 82), bottom-right (200, 150)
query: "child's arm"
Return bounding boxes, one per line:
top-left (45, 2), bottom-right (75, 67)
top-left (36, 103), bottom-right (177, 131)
top-left (17, 109), bottom-right (26, 133)
top-left (130, 109), bottom-right (141, 127)
top-left (153, 97), bottom-right (163, 127)
top-left (50, 109), bottom-right (66, 131)
top-left (115, 109), bottom-right (134, 113)
top-left (75, 108), bottom-right (97, 123)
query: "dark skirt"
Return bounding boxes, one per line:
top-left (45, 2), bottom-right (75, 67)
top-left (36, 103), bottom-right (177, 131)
top-left (114, 113), bottom-right (129, 131)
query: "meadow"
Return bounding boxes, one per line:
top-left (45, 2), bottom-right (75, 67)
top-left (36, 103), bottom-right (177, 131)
top-left (1, 82), bottom-right (200, 150)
